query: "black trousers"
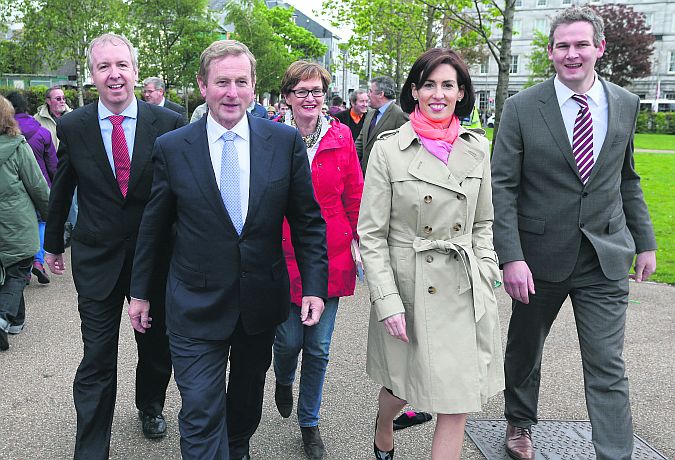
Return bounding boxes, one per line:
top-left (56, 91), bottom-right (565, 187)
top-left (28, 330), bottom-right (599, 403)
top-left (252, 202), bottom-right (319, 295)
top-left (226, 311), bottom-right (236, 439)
top-left (72, 264), bottom-right (172, 460)
top-left (170, 319), bottom-right (276, 460)
top-left (504, 237), bottom-right (632, 460)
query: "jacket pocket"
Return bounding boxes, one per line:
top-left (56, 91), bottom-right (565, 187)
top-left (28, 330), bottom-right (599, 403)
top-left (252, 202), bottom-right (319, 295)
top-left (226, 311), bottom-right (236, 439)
top-left (608, 213), bottom-right (626, 234)
top-left (173, 262), bottom-right (206, 288)
top-left (518, 214), bottom-right (545, 235)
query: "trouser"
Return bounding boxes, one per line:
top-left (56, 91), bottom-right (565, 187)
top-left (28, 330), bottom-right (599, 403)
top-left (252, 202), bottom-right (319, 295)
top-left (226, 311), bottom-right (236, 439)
top-left (72, 265), bottom-right (171, 460)
top-left (170, 320), bottom-right (276, 460)
top-left (274, 297), bottom-right (339, 427)
top-left (0, 257), bottom-right (32, 331)
top-left (504, 237), bottom-right (633, 460)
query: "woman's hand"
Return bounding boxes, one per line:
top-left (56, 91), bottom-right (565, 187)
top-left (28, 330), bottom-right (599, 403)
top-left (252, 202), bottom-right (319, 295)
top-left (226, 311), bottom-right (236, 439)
top-left (383, 313), bottom-right (409, 343)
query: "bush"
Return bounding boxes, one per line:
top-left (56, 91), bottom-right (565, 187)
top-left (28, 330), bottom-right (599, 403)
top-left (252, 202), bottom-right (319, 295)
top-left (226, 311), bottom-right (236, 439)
top-left (636, 112), bottom-right (675, 134)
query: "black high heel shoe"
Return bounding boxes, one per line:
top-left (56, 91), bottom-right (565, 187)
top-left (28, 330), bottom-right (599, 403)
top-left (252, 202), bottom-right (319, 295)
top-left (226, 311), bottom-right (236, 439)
top-left (374, 413), bottom-right (395, 460)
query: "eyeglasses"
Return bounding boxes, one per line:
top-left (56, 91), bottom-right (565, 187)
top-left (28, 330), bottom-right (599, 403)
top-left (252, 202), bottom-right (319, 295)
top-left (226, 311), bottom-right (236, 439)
top-left (49, 96), bottom-right (66, 101)
top-left (289, 89), bottom-right (325, 98)
top-left (142, 89), bottom-right (158, 95)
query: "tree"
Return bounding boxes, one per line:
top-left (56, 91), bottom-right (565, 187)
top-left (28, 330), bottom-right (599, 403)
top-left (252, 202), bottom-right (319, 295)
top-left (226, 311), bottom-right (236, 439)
top-left (590, 4), bottom-right (655, 87)
top-left (130, 0), bottom-right (219, 90)
top-left (11, 0), bottom-right (129, 107)
top-left (526, 5), bottom-right (655, 89)
top-left (226, 0), bottom-right (327, 99)
top-left (0, 38), bottom-right (41, 74)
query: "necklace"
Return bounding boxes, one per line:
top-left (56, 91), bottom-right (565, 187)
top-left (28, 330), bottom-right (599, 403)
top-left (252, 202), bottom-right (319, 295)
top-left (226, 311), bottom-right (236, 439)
top-left (291, 115), bottom-right (323, 149)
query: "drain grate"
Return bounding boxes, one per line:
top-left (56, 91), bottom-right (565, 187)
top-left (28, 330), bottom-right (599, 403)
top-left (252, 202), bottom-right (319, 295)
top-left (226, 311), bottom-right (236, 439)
top-left (464, 419), bottom-right (669, 460)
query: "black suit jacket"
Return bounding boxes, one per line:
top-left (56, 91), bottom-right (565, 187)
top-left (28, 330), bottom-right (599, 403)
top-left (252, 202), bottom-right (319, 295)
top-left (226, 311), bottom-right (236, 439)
top-left (44, 100), bottom-right (185, 301)
top-left (130, 114), bottom-right (328, 339)
top-left (163, 99), bottom-right (187, 121)
top-left (334, 109), bottom-right (364, 143)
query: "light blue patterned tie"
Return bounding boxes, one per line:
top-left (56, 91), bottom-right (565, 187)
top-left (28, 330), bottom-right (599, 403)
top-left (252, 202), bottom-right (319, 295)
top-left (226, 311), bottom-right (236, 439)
top-left (220, 131), bottom-right (243, 234)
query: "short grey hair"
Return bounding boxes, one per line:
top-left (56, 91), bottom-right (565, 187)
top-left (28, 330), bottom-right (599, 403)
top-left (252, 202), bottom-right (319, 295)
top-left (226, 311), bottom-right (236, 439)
top-left (87, 33), bottom-right (138, 73)
top-left (371, 76), bottom-right (396, 100)
top-left (45, 86), bottom-right (63, 99)
top-left (143, 77), bottom-right (165, 91)
top-left (549, 6), bottom-right (605, 47)
top-left (198, 40), bottom-right (256, 83)
top-left (349, 88), bottom-right (367, 105)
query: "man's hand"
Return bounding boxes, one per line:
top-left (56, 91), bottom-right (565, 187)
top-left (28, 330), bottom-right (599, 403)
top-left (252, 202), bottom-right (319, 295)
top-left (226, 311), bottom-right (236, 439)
top-left (301, 296), bottom-right (325, 326)
top-left (503, 260), bottom-right (535, 304)
top-left (128, 299), bottom-right (152, 333)
top-left (631, 250), bottom-right (656, 283)
top-left (45, 253), bottom-right (66, 275)
top-left (383, 313), bottom-right (409, 343)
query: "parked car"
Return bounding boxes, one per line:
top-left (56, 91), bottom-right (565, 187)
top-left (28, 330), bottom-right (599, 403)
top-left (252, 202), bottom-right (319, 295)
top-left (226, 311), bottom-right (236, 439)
top-left (486, 114), bottom-right (495, 128)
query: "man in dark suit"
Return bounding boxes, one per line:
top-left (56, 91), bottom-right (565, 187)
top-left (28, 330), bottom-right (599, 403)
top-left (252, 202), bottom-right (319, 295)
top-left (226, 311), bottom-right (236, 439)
top-left (143, 76), bottom-right (187, 121)
top-left (44, 33), bottom-right (184, 460)
top-left (491, 7), bottom-right (657, 460)
top-left (355, 76), bottom-right (408, 174)
top-left (334, 88), bottom-right (369, 143)
top-left (128, 40), bottom-right (328, 460)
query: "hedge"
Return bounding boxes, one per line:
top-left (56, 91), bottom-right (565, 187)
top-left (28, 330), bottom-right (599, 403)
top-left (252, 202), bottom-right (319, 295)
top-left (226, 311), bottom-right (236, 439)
top-left (636, 112), bottom-right (675, 134)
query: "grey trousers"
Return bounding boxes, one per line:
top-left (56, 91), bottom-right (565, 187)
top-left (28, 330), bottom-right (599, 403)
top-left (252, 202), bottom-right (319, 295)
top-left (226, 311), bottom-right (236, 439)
top-left (504, 237), bottom-right (633, 460)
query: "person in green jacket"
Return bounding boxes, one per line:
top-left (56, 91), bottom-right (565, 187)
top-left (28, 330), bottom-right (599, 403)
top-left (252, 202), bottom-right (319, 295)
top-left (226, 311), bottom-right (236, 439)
top-left (0, 95), bottom-right (50, 351)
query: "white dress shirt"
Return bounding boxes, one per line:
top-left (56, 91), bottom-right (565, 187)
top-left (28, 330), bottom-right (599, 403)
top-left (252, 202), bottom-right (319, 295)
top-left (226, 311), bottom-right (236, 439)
top-left (554, 74), bottom-right (608, 162)
top-left (206, 113), bottom-right (251, 223)
top-left (97, 98), bottom-right (137, 176)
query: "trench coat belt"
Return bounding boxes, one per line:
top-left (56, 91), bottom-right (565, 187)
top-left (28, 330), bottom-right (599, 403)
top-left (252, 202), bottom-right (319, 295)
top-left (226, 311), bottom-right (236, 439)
top-left (388, 232), bottom-right (485, 322)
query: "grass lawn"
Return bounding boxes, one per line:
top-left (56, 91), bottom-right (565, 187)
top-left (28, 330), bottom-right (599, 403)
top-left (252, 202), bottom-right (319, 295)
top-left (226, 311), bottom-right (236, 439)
top-left (483, 128), bottom-right (673, 284)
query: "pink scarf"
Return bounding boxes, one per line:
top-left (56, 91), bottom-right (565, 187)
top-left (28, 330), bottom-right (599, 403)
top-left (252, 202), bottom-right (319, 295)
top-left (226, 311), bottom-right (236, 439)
top-left (409, 107), bottom-right (460, 165)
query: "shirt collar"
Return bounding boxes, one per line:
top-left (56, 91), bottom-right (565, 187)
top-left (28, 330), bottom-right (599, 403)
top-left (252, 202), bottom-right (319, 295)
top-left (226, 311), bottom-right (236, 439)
top-left (206, 112), bottom-right (250, 145)
top-left (379, 100), bottom-right (394, 115)
top-left (159, 97), bottom-right (166, 107)
top-left (98, 97), bottom-right (138, 120)
top-left (554, 73), bottom-right (603, 108)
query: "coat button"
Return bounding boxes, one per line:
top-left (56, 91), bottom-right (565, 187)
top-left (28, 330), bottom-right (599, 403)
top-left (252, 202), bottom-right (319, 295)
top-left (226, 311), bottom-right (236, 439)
top-left (580, 223), bottom-right (585, 228)
top-left (425, 255), bottom-right (433, 263)
top-left (241, 272), bottom-right (247, 278)
top-left (582, 192), bottom-right (589, 197)
top-left (428, 286), bottom-right (436, 294)
top-left (453, 223), bottom-right (462, 231)
top-left (456, 194), bottom-right (464, 200)
top-left (424, 195), bottom-right (432, 203)
top-left (424, 225), bottom-right (432, 234)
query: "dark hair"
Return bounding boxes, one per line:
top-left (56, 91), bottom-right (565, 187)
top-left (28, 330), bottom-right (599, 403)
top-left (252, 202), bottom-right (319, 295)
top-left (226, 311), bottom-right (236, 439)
top-left (6, 91), bottom-right (28, 114)
top-left (400, 48), bottom-right (475, 118)
top-left (280, 60), bottom-right (332, 97)
top-left (330, 96), bottom-right (343, 106)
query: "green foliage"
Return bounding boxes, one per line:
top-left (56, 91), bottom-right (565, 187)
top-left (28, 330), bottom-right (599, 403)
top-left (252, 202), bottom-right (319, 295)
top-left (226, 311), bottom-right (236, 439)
top-left (0, 86), bottom-right (97, 113)
top-left (525, 30), bottom-right (553, 88)
top-left (634, 153), bottom-right (675, 284)
top-left (130, 0), bottom-right (220, 89)
top-left (226, 0), bottom-right (326, 97)
top-left (0, 39), bottom-right (41, 74)
top-left (636, 112), bottom-right (675, 134)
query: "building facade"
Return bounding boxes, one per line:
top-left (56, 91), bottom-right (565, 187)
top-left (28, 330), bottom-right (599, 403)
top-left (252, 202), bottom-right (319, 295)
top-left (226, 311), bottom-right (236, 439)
top-left (472, 0), bottom-right (675, 114)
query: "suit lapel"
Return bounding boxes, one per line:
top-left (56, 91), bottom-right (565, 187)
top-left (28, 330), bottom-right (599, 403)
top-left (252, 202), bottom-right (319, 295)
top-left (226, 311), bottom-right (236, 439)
top-left (246, 115), bottom-right (274, 231)
top-left (366, 104), bottom-right (392, 149)
top-left (127, 100), bottom-right (158, 196)
top-left (538, 79), bottom-right (581, 181)
top-left (78, 104), bottom-right (120, 195)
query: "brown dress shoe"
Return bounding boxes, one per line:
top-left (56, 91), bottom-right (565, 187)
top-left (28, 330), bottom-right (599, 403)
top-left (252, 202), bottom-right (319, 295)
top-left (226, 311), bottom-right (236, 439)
top-left (506, 423), bottom-right (534, 460)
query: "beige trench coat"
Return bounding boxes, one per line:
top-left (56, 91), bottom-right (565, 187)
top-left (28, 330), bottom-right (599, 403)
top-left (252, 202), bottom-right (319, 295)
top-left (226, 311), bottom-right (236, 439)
top-left (357, 121), bottom-right (504, 414)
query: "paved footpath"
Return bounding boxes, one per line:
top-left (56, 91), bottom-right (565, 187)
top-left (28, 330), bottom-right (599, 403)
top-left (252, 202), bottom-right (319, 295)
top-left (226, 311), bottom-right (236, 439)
top-left (1, 250), bottom-right (673, 459)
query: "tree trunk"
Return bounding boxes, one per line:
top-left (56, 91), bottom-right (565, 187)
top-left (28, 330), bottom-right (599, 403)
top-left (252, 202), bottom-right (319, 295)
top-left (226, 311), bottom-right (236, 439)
top-left (491, 0), bottom-right (516, 151)
top-left (425, 5), bottom-right (436, 49)
top-left (76, 61), bottom-right (84, 108)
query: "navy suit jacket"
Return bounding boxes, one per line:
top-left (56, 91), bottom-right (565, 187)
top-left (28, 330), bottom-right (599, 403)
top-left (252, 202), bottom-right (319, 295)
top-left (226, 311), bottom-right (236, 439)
top-left (130, 114), bottom-right (328, 339)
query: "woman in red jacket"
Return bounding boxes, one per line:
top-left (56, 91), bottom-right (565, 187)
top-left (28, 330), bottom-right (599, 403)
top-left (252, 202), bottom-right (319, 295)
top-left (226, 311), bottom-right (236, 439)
top-left (274, 61), bottom-right (364, 460)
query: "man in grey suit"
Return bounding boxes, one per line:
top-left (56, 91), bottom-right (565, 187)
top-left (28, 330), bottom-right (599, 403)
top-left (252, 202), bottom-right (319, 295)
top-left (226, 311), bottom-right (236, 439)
top-left (143, 76), bottom-right (187, 121)
top-left (491, 7), bottom-right (657, 460)
top-left (355, 76), bottom-right (408, 174)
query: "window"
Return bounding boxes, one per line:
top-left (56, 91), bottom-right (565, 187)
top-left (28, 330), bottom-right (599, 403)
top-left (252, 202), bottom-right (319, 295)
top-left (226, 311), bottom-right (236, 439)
top-left (514, 0), bottom-right (523, 7)
top-left (562, 0), bottom-right (572, 4)
top-left (477, 91), bottom-right (490, 112)
top-left (536, 0), bottom-right (547, 7)
top-left (480, 58), bottom-right (489, 75)
top-left (670, 52), bottom-right (675, 73)
top-left (510, 55), bottom-right (520, 74)
top-left (512, 19), bottom-right (522, 35)
top-left (508, 90), bottom-right (519, 98)
top-left (644, 13), bottom-right (653, 31)
top-left (534, 18), bottom-right (548, 33)
top-left (665, 92), bottom-right (675, 100)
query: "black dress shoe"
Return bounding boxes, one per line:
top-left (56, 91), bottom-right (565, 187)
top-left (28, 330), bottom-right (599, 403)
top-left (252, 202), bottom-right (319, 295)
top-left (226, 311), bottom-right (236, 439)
top-left (301, 426), bottom-right (325, 459)
top-left (138, 411), bottom-right (166, 439)
top-left (275, 382), bottom-right (293, 418)
top-left (32, 262), bottom-right (50, 284)
top-left (392, 411), bottom-right (432, 430)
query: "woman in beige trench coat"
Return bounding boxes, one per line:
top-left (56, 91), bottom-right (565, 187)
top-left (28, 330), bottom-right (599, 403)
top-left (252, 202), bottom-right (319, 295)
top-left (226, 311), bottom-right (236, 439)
top-left (357, 48), bottom-right (504, 459)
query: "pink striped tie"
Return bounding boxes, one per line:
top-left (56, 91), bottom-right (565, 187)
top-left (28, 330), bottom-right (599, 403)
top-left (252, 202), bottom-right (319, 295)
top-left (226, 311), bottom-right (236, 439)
top-left (108, 115), bottom-right (131, 197)
top-left (571, 94), bottom-right (594, 184)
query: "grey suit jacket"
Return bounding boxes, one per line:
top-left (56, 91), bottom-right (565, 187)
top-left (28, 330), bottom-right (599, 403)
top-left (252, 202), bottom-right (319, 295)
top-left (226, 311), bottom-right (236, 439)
top-left (163, 99), bottom-right (187, 121)
top-left (355, 102), bottom-right (408, 175)
top-left (491, 77), bottom-right (656, 282)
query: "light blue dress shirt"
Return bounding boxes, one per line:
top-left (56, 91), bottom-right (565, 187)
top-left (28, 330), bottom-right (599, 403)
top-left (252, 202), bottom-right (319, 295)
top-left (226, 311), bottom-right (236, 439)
top-left (97, 98), bottom-right (138, 177)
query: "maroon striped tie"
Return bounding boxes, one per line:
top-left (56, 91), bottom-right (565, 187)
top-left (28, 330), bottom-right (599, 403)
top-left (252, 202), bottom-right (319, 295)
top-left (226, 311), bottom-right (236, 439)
top-left (108, 115), bottom-right (131, 197)
top-left (571, 94), bottom-right (594, 184)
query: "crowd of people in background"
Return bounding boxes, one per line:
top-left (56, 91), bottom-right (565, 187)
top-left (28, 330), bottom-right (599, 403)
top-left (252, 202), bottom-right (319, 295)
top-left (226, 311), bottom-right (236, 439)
top-left (0, 5), bottom-right (659, 460)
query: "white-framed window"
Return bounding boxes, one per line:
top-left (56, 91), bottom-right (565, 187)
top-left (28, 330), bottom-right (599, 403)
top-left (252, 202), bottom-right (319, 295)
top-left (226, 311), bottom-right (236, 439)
top-left (664, 92), bottom-right (675, 100)
top-left (480, 58), bottom-right (489, 75)
top-left (513, 19), bottom-right (522, 35)
top-left (534, 18), bottom-right (548, 33)
top-left (477, 91), bottom-right (490, 112)
top-left (510, 55), bottom-right (520, 74)
top-left (514, 0), bottom-right (523, 7)
top-left (562, 0), bottom-right (572, 5)
top-left (536, 0), bottom-right (547, 7)
top-left (670, 52), bottom-right (675, 73)
top-left (643, 13), bottom-right (653, 31)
